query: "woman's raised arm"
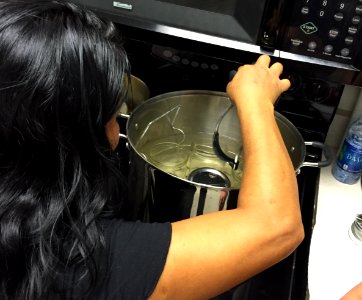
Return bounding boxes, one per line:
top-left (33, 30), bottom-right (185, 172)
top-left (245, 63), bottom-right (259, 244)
top-left (150, 55), bottom-right (304, 299)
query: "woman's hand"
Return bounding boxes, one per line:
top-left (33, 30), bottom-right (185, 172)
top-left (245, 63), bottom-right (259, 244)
top-left (227, 55), bottom-right (290, 109)
top-left (341, 282), bottom-right (362, 300)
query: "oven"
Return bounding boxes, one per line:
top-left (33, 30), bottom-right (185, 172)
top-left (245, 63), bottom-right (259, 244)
top-left (73, 0), bottom-right (361, 298)
top-left (114, 24), bottom-right (344, 299)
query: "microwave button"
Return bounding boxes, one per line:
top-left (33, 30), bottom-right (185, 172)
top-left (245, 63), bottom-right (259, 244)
top-left (300, 22), bottom-right (318, 34)
top-left (162, 49), bottom-right (173, 58)
top-left (301, 6), bottom-right (310, 15)
top-left (352, 15), bottom-right (361, 25)
top-left (340, 48), bottom-right (350, 57)
top-left (328, 28), bottom-right (339, 38)
top-left (334, 12), bottom-right (344, 21)
top-left (348, 26), bottom-right (358, 35)
top-left (308, 41), bottom-right (317, 50)
top-left (210, 64), bottom-right (219, 71)
top-left (345, 36), bottom-right (354, 45)
top-left (356, 5), bottom-right (362, 14)
top-left (172, 55), bottom-right (181, 62)
top-left (191, 61), bottom-right (199, 68)
top-left (324, 44), bottom-right (334, 53)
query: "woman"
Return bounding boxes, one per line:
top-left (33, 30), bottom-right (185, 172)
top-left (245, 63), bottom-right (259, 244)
top-left (0, 1), bottom-right (304, 299)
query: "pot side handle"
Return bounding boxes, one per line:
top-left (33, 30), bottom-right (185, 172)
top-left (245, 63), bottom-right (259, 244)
top-left (302, 141), bottom-right (334, 168)
top-left (117, 113), bottom-right (130, 140)
top-left (119, 133), bottom-right (128, 140)
top-left (119, 113), bottom-right (130, 119)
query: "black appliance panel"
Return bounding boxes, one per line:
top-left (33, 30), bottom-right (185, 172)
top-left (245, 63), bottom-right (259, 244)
top-left (72, 0), bottom-right (362, 74)
top-left (119, 24), bottom-right (344, 134)
top-left (157, 0), bottom-right (266, 43)
top-left (75, 0), bottom-right (265, 43)
top-left (280, 0), bottom-right (362, 65)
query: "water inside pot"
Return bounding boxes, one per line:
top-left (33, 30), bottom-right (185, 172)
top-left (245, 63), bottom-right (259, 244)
top-left (136, 132), bottom-right (243, 189)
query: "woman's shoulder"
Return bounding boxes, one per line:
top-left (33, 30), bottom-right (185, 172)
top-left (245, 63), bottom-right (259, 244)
top-left (54, 219), bottom-right (172, 300)
top-left (96, 218), bottom-right (172, 298)
top-left (100, 218), bottom-right (172, 248)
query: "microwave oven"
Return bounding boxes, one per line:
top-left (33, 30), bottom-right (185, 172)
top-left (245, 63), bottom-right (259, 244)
top-left (73, 0), bottom-right (362, 72)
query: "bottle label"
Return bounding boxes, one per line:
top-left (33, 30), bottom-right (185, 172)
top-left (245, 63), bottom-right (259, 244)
top-left (336, 140), bottom-right (362, 173)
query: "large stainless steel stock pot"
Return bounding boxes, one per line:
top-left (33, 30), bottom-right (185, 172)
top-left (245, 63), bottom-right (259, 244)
top-left (119, 90), bottom-right (332, 222)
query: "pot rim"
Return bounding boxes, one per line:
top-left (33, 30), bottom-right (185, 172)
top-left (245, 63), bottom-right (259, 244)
top-left (126, 90), bottom-right (307, 189)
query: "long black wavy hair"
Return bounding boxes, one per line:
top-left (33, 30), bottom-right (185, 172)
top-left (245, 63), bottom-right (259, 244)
top-left (0, 1), bottom-right (130, 299)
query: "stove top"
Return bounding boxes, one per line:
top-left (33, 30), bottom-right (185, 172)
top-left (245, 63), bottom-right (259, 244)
top-left (211, 166), bottom-right (320, 300)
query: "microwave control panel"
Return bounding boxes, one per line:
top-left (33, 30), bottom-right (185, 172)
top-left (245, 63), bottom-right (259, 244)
top-left (280, 0), bottom-right (362, 65)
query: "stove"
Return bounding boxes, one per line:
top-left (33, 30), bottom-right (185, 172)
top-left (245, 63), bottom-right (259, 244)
top-left (116, 23), bottom-right (344, 299)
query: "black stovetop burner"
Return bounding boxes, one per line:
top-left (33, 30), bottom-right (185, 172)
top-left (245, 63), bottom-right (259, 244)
top-left (117, 23), bottom-right (344, 300)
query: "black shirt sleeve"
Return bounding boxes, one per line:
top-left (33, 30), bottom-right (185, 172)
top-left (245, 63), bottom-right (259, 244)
top-left (98, 219), bottom-right (172, 300)
top-left (54, 219), bottom-right (172, 300)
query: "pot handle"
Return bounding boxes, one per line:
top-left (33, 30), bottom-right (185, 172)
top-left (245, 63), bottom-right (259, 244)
top-left (212, 103), bottom-right (241, 170)
top-left (117, 113), bottom-right (130, 144)
top-left (302, 141), bottom-right (334, 168)
top-left (119, 133), bottom-right (128, 140)
top-left (119, 113), bottom-right (130, 120)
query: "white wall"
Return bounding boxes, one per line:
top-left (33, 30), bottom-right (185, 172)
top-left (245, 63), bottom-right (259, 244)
top-left (325, 85), bottom-right (362, 152)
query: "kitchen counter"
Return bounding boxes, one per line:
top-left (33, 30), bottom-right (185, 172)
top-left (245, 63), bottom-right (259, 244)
top-left (308, 164), bottom-right (362, 299)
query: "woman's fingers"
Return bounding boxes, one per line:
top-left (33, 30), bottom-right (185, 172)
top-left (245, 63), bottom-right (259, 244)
top-left (279, 78), bottom-right (291, 93)
top-left (269, 62), bottom-right (283, 76)
top-left (255, 54), bottom-right (271, 67)
top-left (258, 56), bottom-right (289, 93)
top-left (229, 55), bottom-right (291, 103)
top-left (255, 55), bottom-right (284, 79)
top-left (255, 55), bottom-right (290, 93)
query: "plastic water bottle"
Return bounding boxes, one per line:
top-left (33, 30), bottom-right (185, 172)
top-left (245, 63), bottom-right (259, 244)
top-left (332, 116), bottom-right (362, 184)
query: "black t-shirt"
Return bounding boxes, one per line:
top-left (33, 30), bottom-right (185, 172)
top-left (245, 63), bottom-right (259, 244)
top-left (53, 219), bottom-right (172, 300)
